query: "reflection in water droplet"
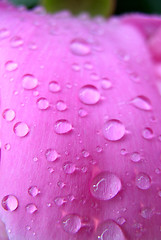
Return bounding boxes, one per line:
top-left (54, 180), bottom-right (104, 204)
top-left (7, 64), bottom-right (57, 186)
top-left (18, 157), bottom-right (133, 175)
top-left (103, 119), bottom-right (125, 141)
top-left (49, 81), bottom-right (61, 93)
top-left (63, 162), bottom-right (76, 174)
top-left (101, 78), bottom-right (112, 89)
top-left (22, 74), bottom-right (38, 90)
top-left (96, 220), bottom-right (126, 240)
top-left (10, 36), bottom-right (24, 47)
top-left (78, 108), bottom-right (88, 117)
top-left (28, 186), bottom-right (39, 197)
top-left (4, 143), bottom-right (11, 151)
top-left (90, 172), bottom-right (121, 200)
top-left (26, 203), bottom-right (37, 214)
top-left (79, 85), bottom-right (100, 105)
top-left (130, 152), bottom-right (141, 162)
top-left (62, 214), bottom-right (82, 234)
top-left (70, 39), bottom-right (91, 56)
top-left (45, 149), bottom-right (60, 162)
top-left (136, 173), bottom-right (151, 190)
top-left (54, 119), bottom-right (72, 134)
top-left (131, 96), bottom-right (151, 111)
top-left (142, 128), bottom-right (154, 140)
top-left (37, 98), bottom-right (49, 110)
top-left (2, 109), bottom-right (15, 121)
top-left (5, 61), bottom-right (18, 71)
top-left (1, 195), bottom-right (18, 211)
top-left (56, 100), bottom-right (67, 111)
top-left (13, 122), bottom-right (30, 137)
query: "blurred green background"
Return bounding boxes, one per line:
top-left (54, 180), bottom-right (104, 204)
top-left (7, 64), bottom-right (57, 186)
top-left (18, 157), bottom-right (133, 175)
top-left (9, 0), bottom-right (161, 15)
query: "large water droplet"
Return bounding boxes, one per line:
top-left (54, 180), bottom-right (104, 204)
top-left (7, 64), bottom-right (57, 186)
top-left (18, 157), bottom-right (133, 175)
top-left (49, 81), bottom-right (61, 93)
top-left (96, 220), bottom-right (126, 240)
top-left (28, 186), bottom-right (39, 197)
top-left (26, 203), bottom-right (37, 214)
top-left (90, 172), bottom-right (121, 200)
top-left (70, 39), bottom-right (91, 56)
top-left (2, 109), bottom-right (15, 121)
top-left (142, 128), bottom-right (154, 140)
top-left (79, 85), bottom-right (100, 105)
top-left (131, 96), bottom-right (151, 111)
top-left (62, 214), bottom-right (82, 234)
top-left (103, 120), bottom-right (125, 141)
top-left (22, 74), bottom-right (38, 90)
top-left (13, 122), bottom-right (30, 137)
top-left (54, 119), bottom-right (72, 134)
top-left (37, 98), bottom-right (49, 110)
top-left (1, 195), bottom-right (18, 211)
top-left (10, 36), bottom-right (24, 48)
top-left (5, 61), bottom-right (18, 71)
top-left (45, 149), bottom-right (60, 162)
top-left (56, 100), bottom-right (67, 111)
top-left (63, 162), bottom-right (76, 174)
top-left (130, 152), bottom-right (141, 162)
top-left (136, 173), bottom-right (151, 190)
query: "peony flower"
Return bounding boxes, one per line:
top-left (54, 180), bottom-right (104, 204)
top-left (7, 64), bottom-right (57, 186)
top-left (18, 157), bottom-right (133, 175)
top-left (0, 1), bottom-right (161, 239)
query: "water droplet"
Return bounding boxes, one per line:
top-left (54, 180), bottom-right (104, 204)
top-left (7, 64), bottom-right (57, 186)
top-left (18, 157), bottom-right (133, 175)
top-left (130, 152), bottom-right (141, 162)
top-left (45, 149), bottom-right (60, 162)
top-left (117, 217), bottom-right (126, 225)
top-left (136, 172), bottom-right (151, 190)
top-left (26, 225), bottom-right (31, 231)
top-left (5, 61), bottom-right (18, 71)
top-left (158, 190), bottom-right (161, 197)
top-left (90, 73), bottom-right (99, 81)
top-left (56, 100), bottom-right (67, 111)
top-left (131, 96), bottom-right (151, 111)
top-left (141, 207), bottom-right (153, 219)
top-left (49, 81), bottom-right (61, 93)
top-left (28, 186), bottom-right (39, 197)
top-left (62, 214), bottom-right (82, 234)
top-left (28, 42), bottom-right (37, 50)
top-left (48, 167), bottom-right (54, 173)
top-left (13, 122), bottom-right (30, 137)
top-left (78, 108), bottom-right (88, 117)
top-left (2, 109), bottom-right (15, 121)
top-left (90, 172), bottom-right (121, 200)
top-left (84, 62), bottom-right (93, 70)
top-left (1, 195), bottom-right (18, 211)
top-left (10, 36), bottom-right (24, 48)
top-left (37, 98), bottom-right (49, 110)
top-left (22, 74), bottom-right (38, 90)
top-left (101, 78), bottom-right (112, 89)
top-left (96, 220), bottom-right (126, 240)
top-left (0, 28), bottom-right (10, 39)
top-left (81, 166), bottom-right (88, 173)
top-left (72, 63), bottom-right (81, 71)
top-left (82, 150), bottom-right (90, 158)
top-left (4, 143), bottom-right (11, 151)
top-left (79, 85), bottom-right (100, 105)
top-left (57, 181), bottom-right (65, 189)
top-left (26, 203), bottom-right (37, 214)
top-left (33, 157), bottom-right (38, 162)
top-left (96, 146), bottom-right (103, 153)
top-left (54, 197), bottom-right (65, 206)
top-left (120, 149), bottom-right (127, 155)
top-left (103, 119), bottom-right (125, 141)
top-left (54, 119), bottom-right (72, 134)
top-left (63, 162), bottom-right (76, 174)
top-left (70, 39), bottom-right (91, 56)
top-left (142, 128), bottom-right (154, 140)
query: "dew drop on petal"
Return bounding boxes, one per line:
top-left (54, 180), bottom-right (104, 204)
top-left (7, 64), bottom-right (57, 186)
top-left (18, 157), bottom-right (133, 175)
top-left (22, 74), bottom-right (38, 90)
top-left (142, 128), bottom-right (154, 140)
top-left (62, 214), bottom-right (82, 234)
top-left (131, 96), bottom-right (152, 111)
top-left (49, 81), bottom-right (61, 93)
top-left (26, 203), bottom-right (37, 214)
top-left (54, 119), bottom-right (72, 134)
top-left (45, 149), bottom-right (59, 162)
top-left (70, 39), bottom-right (91, 56)
top-left (82, 150), bottom-right (90, 158)
top-left (54, 197), bottom-right (65, 206)
top-left (2, 109), bottom-right (15, 121)
top-left (10, 36), bottom-right (24, 48)
top-left (63, 162), bottom-right (76, 174)
top-left (130, 152), bottom-right (141, 162)
top-left (135, 172), bottom-right (151, 190)
top-left (140, 207), bottom-right (153, 219)
top-left (90, 172), bottom-right (121, 200)
top-left (13, 122), bottom-right (30, 137)
top-left (103, 119), bottom-right (125, 141)
top-left (4, 143), bottom-right (11, 151)
top-left (0, 28), bottom-right (10, 39)
top-left (5, 61), bottom-right (18, 72)
top-left (28, 186), bottom-right (39, 197)
top-left (1, 195), bottom-right (18, 211)
top-left (79, 85), bottom-right (100, 105)
top-left (56, 100), bottom-right (67, 111)
top-left (78, 108), bottom-right (88, 117)
top-left (37, 98), bottom-right (49, 110)
top-left (101, 78), bottom-right (112, 89)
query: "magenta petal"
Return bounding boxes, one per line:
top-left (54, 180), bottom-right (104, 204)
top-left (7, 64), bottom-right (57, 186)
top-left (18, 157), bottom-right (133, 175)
top-left (1, 3), bottom-right (161, 240)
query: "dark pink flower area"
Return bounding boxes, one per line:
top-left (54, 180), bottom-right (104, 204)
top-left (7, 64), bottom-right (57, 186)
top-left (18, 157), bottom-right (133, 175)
top-left (0, 2), bottom-right (161, 240)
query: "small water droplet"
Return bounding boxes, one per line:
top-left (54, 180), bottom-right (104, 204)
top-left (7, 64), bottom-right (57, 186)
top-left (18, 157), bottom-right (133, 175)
top-left (142, 128), bottom-right (154, 140)
top-left (70, 39), bottom-right (91, 56)
top-left (1, 195), bottom-right (18, 211)
top-left (37, 98), bottom-right (49, 110)
top-left (2, 109), bottom-right (15, 121)
top-left (81, 166), bottom-right (88, 173)
top-left (103, 119), bottom-right (125, 141)
top-left (62, 214), bottom-right (82, 234)
top-left (63, 162), bottom-right (76, 174)
top-left (136, 172), bottom-right (151, 190)
top-left (10, 36), bottom-right (24, 48)
top-left (79, 85), bottom-right (100, 105)
top-left (28, 42), bottom-right (37, 50)
top-left (140, 207), bottom-right (153, 219)
top-left (45, 149), bottom-right (60, 162)
top-left (13, 122), bottom-right (30, 137)
top-left (26, 203), bottom-right (37, 214)
top-left (82, 150), bottom-right (90, 158)
top-left (0, 28), bottom-right (10, 39)
top-left (101, 78), bottom-right (112, 89)
top-left (49, 81), bottom-right (61, 93)
top-left (84, 62), bottom-right (93, 70)
top-left (120, 149), bottom-right (127, 155)
top-left (48, 167), bottom-right (54, 173)
top-left (22, 74), bottom-right (38, 90)
top-left (72, 63), bottom-right (81, 71)
top-left (5, 61), bottom-right (18, 71)
top-left (33, 157), bottom-right (38, 162)
top-left (90, 172), bottom-right (121, 200)
top-left (56, 100), bottom-right (67, 111)
top-left (4, 143), bottom-right (11, 151)
top-left (28, 186), bottom-right (39, 197)
top-left (90, 73), bottom-right (99, 81)
top-left (96, 220), bottom-right (126, 240)
top-left (158, 190), bottom-right (161, 197)
top-left (78, 108), bottom-right (88, 117)
top-left (131, 96), bottom-right (151, 111)
top-left (130, 152), bottom-right (141, 162)
top-left (54, 119), bottom-right (72, 134)
top-left (26, 226), bottom-right (31, 231)
top-left (57, 181), bottom-right (65, 189)
top-left (117, 217), bottom-right (126, 225)
top-left (54, 197), bottom-right (65, 206)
